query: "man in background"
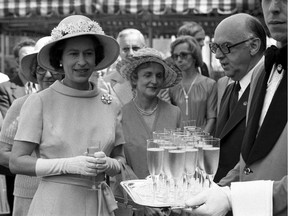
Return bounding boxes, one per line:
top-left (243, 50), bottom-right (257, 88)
top-left (0, 38), bottom-right (35, 215)
top-left (185, 0), bottom-right (287, 214)
top-left (213, 13), bottom-right (267, 183)
top-left (0, 38), bottom-right (36, 118)
top-left (103, 28), bottom-right (146, 105)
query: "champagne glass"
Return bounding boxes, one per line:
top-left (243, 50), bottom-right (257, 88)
top-left (168, 141), bottom-right (185, 204)
top-left (202, 138), bottom-right (220, 187)
top-left (147, 139), bottom-right (164, 202)
top-left (87, 141), bottom-right (100, 190)
top-left (183, 137), bottom-right (198, 195)
top-left (182, 119), bottom-right (196, 135)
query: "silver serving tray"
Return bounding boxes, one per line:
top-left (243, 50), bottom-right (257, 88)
top-left (120, 179), bottom-right (186, 208)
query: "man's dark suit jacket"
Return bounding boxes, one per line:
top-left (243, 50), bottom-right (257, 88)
top-left (214, 77), bottom-right (250, 182)
top-left (0, 74), bottom-right (26, 118)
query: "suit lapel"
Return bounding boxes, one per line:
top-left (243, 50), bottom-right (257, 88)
top-left (10, 75), bottom-right (26, 100)
top-left (220, 85), bottom-right (250, 139)
top-left (246, 71), bottom-right (287, 165)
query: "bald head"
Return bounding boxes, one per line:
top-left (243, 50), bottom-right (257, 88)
top-left (117, 28), bottom-right (146, 59)
top-left (214, 13), bottom-right (266, 53)
top-left (212, 13), bottom-right (266, 81)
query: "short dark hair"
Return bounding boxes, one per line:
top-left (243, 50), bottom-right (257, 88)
top-left (177, 22), bottom-right (205, 37)
top-left (49, 35), bottom-right (104, 71)
top-left (170, 35), bottom-right (203, 68)
top-left (246, 16), bottom-right (267, 53)
top-left (13, 38), bottom-right (36, 59)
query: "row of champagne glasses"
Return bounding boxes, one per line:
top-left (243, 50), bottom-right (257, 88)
top-left (147, 123), bottom-right (220, 205)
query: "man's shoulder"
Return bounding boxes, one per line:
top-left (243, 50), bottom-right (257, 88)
top-left (103, 70), bottom-right (124, 85)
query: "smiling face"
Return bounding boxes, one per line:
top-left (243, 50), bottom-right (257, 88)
top-left (133, 62), bottom-right (164, 99)
top-left (36, 66), bottom-right (63, 90)
top-left (60, 36), bottom-right (96, 90)
top-left (262, 0), bottom-right (287, 46)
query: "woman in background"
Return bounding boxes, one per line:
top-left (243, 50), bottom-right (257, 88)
top-left (116, 47), bottom-right (182, 216)
top-left (169, 36), bottom-right (217, 134)
top-left (0, 36), bottom-right (63, 216)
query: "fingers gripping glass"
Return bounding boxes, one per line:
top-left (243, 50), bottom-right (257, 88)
top-left (209, 38), bottom-right (254, 54)
top-left (171, 52), bottom-right (193, 61)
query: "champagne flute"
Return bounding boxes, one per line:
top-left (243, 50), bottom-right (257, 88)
top-left (183, 136), bottom-right (198, 194)
top-left (202, 138), bottom-right (220, 187)
top-left (87, 141), bottom-right (100, 190)
top-left (168, 141), bottom-right (185, 204)
top-left (147, 139), bottom-right (164, 202)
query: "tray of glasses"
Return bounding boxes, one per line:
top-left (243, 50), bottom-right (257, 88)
top-left (120, 179), bottom-right (187, 208)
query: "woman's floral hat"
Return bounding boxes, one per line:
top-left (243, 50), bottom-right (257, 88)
top-left (37, 15), bottom-right (119, 73)
top-left (116, 47), bottom-right (182, 89)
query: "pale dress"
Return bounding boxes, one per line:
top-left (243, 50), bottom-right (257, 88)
top-left (169, 73), bottom-right (217, 129)
top-left (14, 81), bottom-right (125, 216)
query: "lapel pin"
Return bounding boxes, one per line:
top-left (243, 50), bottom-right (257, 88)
top-left (243, 101), bottom-right (248, 106)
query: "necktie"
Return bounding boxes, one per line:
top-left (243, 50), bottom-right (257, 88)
top-left (229, 81), bottom-right (241, 115)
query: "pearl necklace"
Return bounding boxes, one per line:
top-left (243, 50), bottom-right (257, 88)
top-left (133, 99), bottom-right (159, 116)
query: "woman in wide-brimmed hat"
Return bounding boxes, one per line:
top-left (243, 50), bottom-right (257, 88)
top-left (10, 15), bottom-right (125, 216)
top-left (115, 47), bottom-right (182, 215)
top-left (0, 36), bottom-right (63, 216)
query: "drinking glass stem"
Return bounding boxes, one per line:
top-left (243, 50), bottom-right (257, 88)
top-left (207, 175), bottom-right (213, 188)
top-left (152, 175), bottom-right (157, 202)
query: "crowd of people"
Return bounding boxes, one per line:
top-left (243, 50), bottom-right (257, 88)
top-left (0, 0), bottom-right (286, 215)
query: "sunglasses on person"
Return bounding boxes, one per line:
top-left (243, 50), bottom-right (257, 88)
top-left (36, 65), bottom-right (59, 76)
top-left (209, 38), bottom-right (254, 54)
top-left (171, 52), bottom-right (193, 61)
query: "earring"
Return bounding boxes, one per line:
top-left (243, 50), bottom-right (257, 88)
top-left (59, 63), bottom-right (62, 67)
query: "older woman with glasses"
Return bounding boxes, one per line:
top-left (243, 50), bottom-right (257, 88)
top-left (169, 35), bottom-right (217, 134)
top-left (0, 36), bottom-right (63, 216)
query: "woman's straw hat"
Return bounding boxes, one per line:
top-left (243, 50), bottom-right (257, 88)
top-left (37, 15), bottom-right (119, 73)
top-left (21, 36), bottom-right (52, 83)
top-left (116, 47), bottom-right (182, 88)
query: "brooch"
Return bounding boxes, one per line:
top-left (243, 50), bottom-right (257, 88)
top-left (101, 94), bottom-right (112, 105)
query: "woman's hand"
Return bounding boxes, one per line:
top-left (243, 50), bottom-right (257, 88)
top-left (93, 151), bottom-right (121, 176)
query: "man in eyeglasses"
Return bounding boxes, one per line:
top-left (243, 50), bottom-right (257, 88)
top-left (213, 13), bottom-right (267, 185)
top-left (185, 0), bottom-right (287, 214)
top-left (103, 28), bottom-right (146, 106)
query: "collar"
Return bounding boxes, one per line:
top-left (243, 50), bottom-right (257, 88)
top-left (239, 56), bottom-right (264, 92)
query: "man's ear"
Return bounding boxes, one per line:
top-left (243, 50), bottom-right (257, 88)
top-left (249, 38), bottom-right (261, 56)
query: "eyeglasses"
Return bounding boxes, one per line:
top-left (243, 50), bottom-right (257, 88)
top-left (122, 46), bottom-right (141, 53)
top-left (171, 52), bottom-right (193, 61)
top-left (209, 38), bottom-right (254, 54)
top-left (36, 66), bottom-right (59, 76)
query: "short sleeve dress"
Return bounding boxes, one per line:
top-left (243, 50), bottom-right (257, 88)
top-left (169, 73), bottom-right (217, 129)
top-left (14, 80), bottom-right (125, 216)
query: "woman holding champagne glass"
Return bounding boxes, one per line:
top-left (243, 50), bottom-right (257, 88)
top-left (117, 47), bottom-right (182, 215)
top-left (9, 15), bottom-right (125, 216)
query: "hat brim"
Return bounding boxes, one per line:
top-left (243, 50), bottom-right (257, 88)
top-left (38, 33), bottom-right (120, 73)
top-left (21, 52), bottom-right (38, 83)
top-left (118, 57), bottom-right (182, 89)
